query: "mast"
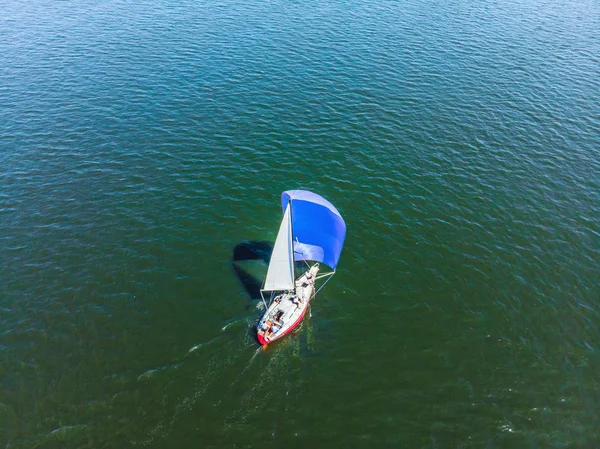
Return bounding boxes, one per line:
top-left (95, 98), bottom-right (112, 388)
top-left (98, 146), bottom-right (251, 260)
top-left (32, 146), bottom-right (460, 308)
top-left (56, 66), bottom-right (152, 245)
top-left (288, 197), bottom-right (295, 290)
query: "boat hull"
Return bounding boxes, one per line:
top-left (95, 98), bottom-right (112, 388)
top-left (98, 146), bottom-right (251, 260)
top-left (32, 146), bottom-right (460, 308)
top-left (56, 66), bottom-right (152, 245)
top-left (257, 264), bottom-right (319, 345)
top-left (257, 302), bottom-right (309, 345)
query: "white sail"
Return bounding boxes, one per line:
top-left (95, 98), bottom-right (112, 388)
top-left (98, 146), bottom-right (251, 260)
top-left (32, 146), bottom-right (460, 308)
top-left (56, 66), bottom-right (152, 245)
top-left (263, 202), bottom-right (294, 291)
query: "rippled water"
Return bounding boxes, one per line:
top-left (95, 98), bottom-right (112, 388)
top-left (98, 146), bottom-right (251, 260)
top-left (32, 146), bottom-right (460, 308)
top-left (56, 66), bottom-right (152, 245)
top-left (1, 0), bottom-right (599, 447)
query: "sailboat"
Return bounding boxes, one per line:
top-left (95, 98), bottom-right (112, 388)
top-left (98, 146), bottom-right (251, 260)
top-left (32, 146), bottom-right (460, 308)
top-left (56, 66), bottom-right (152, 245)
top-left (257, 190), bottom-right (346, 345)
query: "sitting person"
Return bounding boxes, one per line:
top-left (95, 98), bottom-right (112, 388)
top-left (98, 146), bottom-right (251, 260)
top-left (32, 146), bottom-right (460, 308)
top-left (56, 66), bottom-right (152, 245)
top-left (265, 320), bottom-right (282, 340)
top-left (271, 321), bottom-right (282, 334)
top-left (258, 319), bottom-right (272, 338)
top-left (292, 295), bottom-right (302, 308)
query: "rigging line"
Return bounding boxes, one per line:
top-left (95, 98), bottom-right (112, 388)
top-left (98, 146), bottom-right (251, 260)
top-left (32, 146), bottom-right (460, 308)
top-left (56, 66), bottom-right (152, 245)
top-left (315, 270), bottom-right (335, 296)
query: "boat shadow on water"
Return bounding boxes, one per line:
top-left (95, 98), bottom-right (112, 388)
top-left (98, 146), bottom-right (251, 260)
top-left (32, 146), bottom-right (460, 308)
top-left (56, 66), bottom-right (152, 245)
top-left (231, 240), bottom-right (273, 300)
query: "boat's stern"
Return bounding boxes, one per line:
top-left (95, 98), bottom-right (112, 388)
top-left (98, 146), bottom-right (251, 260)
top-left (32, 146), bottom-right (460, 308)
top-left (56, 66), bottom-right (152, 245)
top-left (257, 331), bottom-right (268, 346)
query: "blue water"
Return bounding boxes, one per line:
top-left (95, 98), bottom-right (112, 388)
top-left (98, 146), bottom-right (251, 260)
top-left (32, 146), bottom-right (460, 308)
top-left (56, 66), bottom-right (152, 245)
top-left (1, 0), bottom-right (599, 447)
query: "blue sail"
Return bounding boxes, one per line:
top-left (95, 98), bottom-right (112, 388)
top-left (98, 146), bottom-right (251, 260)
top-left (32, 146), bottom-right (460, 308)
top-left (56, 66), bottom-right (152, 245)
top-left (281, 190), bottom-right (346, 270)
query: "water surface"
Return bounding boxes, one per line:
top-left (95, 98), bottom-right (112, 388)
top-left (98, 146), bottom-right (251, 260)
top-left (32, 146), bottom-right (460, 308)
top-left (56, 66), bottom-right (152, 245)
top-left (1, 0), bottom-right (599, 447)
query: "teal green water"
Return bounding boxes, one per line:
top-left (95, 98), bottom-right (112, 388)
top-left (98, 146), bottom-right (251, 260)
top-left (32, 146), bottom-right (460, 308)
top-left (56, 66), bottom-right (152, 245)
top-left (1, 0), bottom-right (599, 447)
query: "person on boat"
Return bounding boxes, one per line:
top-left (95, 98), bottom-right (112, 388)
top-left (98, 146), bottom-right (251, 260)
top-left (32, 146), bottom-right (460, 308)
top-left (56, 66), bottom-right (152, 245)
top-left (258, 319), bottom-right (272, 339)
top-left (271, 321), bottom-right (282, 334)
top-left (292, 295), bottom-right (302, 308)
top-left (265, 319), bottom-right (282, 340)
